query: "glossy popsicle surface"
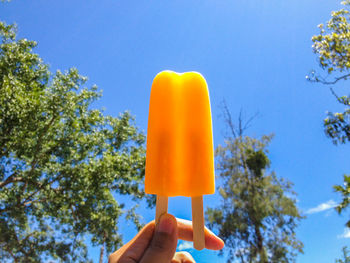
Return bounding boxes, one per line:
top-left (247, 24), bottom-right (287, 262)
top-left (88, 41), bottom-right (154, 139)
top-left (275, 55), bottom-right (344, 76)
top-left (145, 70), bottom-right (214, 197)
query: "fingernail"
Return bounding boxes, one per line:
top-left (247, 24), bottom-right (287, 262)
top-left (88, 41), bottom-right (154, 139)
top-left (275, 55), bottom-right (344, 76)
top-left (157, 214), bottom-right (175, 234)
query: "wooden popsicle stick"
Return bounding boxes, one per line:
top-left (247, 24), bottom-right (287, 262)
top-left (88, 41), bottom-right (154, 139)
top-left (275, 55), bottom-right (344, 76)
top-left (192, 195), bottom-right (205, 250)
top-left (155, 195), bottom-right (168, 224)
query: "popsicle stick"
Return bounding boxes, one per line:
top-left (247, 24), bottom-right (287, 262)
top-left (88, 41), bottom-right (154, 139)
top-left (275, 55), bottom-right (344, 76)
top-left (155, 195), bottom-right (168, 224)
top-left (192, 195), bottom-right (205, 250)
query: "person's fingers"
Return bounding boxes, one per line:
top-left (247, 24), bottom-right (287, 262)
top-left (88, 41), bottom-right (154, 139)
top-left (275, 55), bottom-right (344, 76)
top-left (171, 251), bottom-right (196, 263)
top-left (177, 218), bottom-right (225, 250)
top-left (109, 216), bottom-right (224, 263)
top-left (140, 214), bottom-right (178, 263)
top-left (109, 222), bottom-right (155, 263)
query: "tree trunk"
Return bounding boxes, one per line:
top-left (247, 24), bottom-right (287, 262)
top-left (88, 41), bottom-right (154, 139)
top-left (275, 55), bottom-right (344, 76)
top-left (99, 232), bottom-right (107, 263)
top-left (99, 245), bottom-right (104, 263)
top-left (254, 224), bottom-right (267, 263)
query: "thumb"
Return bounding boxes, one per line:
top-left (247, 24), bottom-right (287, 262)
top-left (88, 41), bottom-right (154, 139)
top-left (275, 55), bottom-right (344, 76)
top-left (140, 214), bottom-right (178, 263)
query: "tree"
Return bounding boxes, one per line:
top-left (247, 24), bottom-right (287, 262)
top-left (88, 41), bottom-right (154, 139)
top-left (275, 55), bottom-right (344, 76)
top-left (308, 0), bottom-right (350, 227)
top-left (0, 22), bottom-right (149, 262)
top-left (336, 246), bottom-right (350, 263)
top-left (206, 105), bottom-right (303, 263)
top-left (307, 0), bottom-right (350, 145)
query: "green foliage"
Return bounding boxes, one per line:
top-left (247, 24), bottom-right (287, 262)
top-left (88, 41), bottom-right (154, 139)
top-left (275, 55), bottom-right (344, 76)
top-left (335, 246), bottom-right (350, 263)
top-left (206, 128), bottom-right (303, 263)
top-left (309, 0), bottom-right (350, 232)
top-left (308, 0), bottom-right (350, 144)
top-left (0, 22), bottom-right (149, 262)
top-left (334, 175), bottom-right (350, 227)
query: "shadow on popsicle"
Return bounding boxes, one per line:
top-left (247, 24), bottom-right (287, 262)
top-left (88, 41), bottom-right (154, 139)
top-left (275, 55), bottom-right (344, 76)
top-left (145, 70), bottom-right (215, 251)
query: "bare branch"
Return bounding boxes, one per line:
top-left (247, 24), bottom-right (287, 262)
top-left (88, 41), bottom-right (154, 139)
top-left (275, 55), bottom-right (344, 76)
top-left (243, 112), bottom-right (260, 132)
top-left (330, 87), bottom-right (341, 101)
top-left (238, 108), bottom-right (243, 137)
top-left (220, 100), bottom-right (259, 138)
top-left (221, 99), bottom-right (237, 138)
top-left (310, 73), bottom-right (350, 85)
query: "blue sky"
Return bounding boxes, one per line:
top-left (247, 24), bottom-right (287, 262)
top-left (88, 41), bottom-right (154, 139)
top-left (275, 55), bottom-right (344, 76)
top-left (2, 0), bottom-right (350, 262)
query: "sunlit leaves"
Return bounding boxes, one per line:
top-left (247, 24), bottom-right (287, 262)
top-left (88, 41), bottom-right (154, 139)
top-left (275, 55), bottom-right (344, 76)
top-left (308, 1), bottom-right (350, 144)
top-left (334, 175), bottom-right (350, 217)
top-left (309, 1), bottom-right (350, 231)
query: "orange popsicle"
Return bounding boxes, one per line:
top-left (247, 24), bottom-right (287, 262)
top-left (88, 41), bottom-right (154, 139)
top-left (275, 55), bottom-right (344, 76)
top-left (145, 70), bottom-right (215, 250)
top-left (145, 70), bottom-right (214, 196)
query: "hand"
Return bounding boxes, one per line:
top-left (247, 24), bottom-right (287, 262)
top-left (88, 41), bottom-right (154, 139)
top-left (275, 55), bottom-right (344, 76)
top-left (108, 213), bottom-right (224, 263)
top-left (171, 252), bottom-right (196, 263)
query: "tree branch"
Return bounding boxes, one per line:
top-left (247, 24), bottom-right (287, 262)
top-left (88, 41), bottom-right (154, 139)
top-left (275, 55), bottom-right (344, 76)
top-left (19, 177), bottom-right (62, 208)
top-left (22, 198), bottom-right (48, 207)
top-left (99, 232), bottom-right (107, 263)
top-left (243, 112), bottom-right (260, 132)
top-left (221, 100), bottom-right (259, 139)
top-left (310, 73), bottom-right (350, 85)
top-left (0, 174), bottom-right (63, 213)
top-left (0, 174), bottom-right (23, 188)
top-left (330, 87), bottom-right (341, 101)
top-left (221, 99), bottom-right (237, 138)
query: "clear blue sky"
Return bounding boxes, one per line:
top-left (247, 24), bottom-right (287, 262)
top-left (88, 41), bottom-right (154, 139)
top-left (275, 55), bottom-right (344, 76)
top-left (2, 0), bottom-right (350, 262)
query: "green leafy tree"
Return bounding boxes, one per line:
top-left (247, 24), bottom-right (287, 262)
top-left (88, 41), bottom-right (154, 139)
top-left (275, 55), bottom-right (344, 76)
top-left (206, 105), bottom-right (303, 263)
top-left (308, 0), bottom-right (350, 227)
top-left (0, 22), bottom-right (149, 262)
top-left (336, 246), bottom-right (350, 263)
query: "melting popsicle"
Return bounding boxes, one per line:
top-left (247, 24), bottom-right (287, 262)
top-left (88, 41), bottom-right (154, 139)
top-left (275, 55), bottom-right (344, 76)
top-left (145, 70), bottom-right (215, 250)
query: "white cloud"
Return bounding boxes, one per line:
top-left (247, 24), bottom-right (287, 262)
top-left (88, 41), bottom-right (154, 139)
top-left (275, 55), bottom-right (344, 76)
top-left (178, 241), bottom-right (193, 251)
top-left (338, 228), bottom-right (350, 239)
top-left (305, 200), bottom-right (337, 214)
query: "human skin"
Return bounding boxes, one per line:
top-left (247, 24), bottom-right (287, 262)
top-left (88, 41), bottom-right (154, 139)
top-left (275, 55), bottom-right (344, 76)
top-left (109, 214), bottom-right (224, 263)
top-left (171, 251), bottom-right (196, 263)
